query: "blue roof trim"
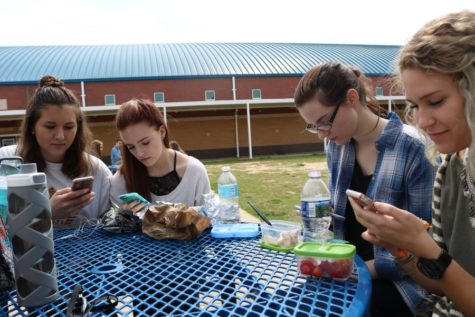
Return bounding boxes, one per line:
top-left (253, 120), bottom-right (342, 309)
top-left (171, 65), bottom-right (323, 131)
top-left (0, 43), bottom-right (401, 84)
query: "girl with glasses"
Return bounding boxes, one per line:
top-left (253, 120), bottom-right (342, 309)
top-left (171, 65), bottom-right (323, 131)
top-left (294, 61), bottom-right (435, 317)
top-left (351, 10), bottom-right (475, 316)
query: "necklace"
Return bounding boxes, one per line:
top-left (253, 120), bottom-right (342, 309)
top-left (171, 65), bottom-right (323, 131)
top-left (366, 113), bottom-right (381, 136)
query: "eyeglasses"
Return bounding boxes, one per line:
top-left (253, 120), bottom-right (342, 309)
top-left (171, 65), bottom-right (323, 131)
top-left (305, 103), bottom-right (341, 134)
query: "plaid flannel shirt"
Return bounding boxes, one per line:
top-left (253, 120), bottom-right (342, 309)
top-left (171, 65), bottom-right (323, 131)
top-left (327, 112), bottom-right (436, 313)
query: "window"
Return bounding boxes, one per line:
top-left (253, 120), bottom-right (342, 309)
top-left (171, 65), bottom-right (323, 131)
top-left (154, 92), bottom-right (165, 103)
top-left (375, 87), bottom-right (384, 96)
top-left (1, 137), bottom-right (16, 147)
top-left (252, 89), bottom-right (262, 100)
top-left (205, 90), bottom-right (215, 101)
top-left (0, 135), bottom-right (19, 147)
top-left (0, 99), bottom-right (7, 110)
top-left (104, 94), bottom-right (116, 105)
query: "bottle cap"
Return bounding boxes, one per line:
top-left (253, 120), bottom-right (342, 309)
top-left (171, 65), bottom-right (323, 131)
top-left (308, 170), bottom-right (321, 178)
top-left (221, 166), bottom-right (230, 172)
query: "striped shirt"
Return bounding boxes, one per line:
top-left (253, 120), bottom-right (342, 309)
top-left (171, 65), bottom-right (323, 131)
top-left (327, 112), bottom-right (436, 313)
top-left (431, 153), bottom-right (474, 317)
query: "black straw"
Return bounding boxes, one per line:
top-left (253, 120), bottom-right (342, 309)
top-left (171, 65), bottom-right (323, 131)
top-left (247, 201), bottom-right (272, 226)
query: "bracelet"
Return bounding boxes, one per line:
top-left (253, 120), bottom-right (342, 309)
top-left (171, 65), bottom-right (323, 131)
top-left (53, 218), bottom-right (74, 227)
top-left (53, 218), bottom-right (67, 226)
top-left (395, 252), bottom-right (415, 265)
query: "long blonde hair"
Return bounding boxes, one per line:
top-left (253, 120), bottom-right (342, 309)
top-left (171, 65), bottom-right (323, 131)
top-left (398, 10), bottom-right (475, 178)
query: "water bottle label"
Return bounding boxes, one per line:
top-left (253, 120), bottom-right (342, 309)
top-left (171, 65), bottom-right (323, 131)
top-left (301, 199), bottom-right (330, 218)
top-left (218, 184), bottom-right (238, 199)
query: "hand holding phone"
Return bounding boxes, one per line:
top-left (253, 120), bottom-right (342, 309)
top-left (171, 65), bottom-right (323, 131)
top-left (118, 192), bottom-right (149, 205)
top-left (346, 189), bottom-right (375, 210)
top-left (346, 189), bottom-right (432, 259)
top-left (71, 176), bottom-right (94, 192)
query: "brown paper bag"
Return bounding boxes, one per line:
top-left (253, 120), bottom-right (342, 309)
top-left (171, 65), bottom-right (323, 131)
top-left (142, 203), bottom-right (211, 240)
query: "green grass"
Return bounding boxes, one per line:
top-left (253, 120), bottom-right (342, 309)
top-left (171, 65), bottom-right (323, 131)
top-left (203, 153), bottom-right (329, 222)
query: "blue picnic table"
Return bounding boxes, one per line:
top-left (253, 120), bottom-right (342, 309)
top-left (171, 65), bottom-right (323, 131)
top-left (1, 226), bottom-right (371, 316)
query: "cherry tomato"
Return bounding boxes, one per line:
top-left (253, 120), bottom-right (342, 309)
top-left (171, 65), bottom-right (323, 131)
top-left (319, 260), bottom-right (333, 276)
top-left (330, 259), bottom-right (352, 279)
top-left (300, 260), bottom-right (313, 275)
top-left (312, 266), bottom-right (323, 277)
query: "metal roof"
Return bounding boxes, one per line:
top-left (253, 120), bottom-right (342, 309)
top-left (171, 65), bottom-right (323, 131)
top-left (0, 43), bottom-right (401, 85)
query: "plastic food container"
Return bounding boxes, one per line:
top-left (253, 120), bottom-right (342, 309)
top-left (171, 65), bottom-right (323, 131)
top-left (211, 223), bottom-right (259, 238)
top-left (260, 220), bottom-right (301, 250)
top-left (294, 242), bottom-right (356, 280)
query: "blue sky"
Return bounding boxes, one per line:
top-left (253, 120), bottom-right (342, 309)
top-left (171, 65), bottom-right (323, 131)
top-left (0, 0), bottom-right (474, 46)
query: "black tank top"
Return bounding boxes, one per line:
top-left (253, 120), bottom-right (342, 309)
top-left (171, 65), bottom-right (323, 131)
top-left (148, 151), bottom-right (182, 196)
top-left (345, 159), bottom-right (374, 261)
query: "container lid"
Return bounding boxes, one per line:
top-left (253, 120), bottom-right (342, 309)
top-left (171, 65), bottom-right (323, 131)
top-left (294, 242), bottom-right (356, 258)
top-left (221, 166), bottom-right (231, 172)
top-left (211, 223), bottom-right (259, 238)
top-left (259, 240), bottom-right (294, 253)
top-left (260, 220), bottom-right (301, 230)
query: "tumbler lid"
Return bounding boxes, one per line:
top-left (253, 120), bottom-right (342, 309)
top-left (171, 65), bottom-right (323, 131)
top-left (7, 172), bottom-right (46, 187)
top-left (19, 163), bottom-right (37, 174)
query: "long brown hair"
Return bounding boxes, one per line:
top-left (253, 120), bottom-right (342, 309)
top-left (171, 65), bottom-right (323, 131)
top-left (294, 61), bottom-right (386, 117)
top-left (116, 98), bottom-right (170, 201)
top-left (17, 75), bottom-right (93, 178)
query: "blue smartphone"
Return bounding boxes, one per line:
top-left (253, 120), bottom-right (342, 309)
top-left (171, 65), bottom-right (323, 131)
top-left (118, 192), bottom-right (149, 205)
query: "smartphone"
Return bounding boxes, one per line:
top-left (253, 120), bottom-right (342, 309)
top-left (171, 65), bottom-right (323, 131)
top-left (71, 176), bottom-right (94, 191)
top-left (118, 192), bottom-right (149, 205)
top-left (345, 189), bottom-right (376, 210)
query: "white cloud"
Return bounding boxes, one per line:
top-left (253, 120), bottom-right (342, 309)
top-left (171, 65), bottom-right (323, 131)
top-left (0, 0), bottom-right (474, 46)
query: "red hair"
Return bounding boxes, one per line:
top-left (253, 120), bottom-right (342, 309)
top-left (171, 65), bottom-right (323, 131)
top-left (116, 99), bottom-right (170, 201)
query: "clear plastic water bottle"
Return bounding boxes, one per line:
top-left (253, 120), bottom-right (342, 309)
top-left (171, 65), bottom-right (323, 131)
top-left (300, 170), bottom-right (332, 242)
top-left (7, 163), bottom-right (59, 307)
top-left (217, 166), bottom-right (240, 223)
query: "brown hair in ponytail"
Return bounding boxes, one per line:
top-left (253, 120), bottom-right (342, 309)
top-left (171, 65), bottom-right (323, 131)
top-left (17, 75), bottom-right (93, 178)
top-left (294, 61), bottom-right (386, 117)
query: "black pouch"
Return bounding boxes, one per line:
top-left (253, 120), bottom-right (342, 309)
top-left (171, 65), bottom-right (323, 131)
top-left (101, 207), bottom-right (142, 234)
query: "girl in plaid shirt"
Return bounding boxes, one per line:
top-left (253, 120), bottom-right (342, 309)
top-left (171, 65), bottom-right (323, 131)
top-left (295, 61), bottom-right (435, 316)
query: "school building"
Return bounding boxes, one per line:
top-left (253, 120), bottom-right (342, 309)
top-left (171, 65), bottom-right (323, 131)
top-left (0, 43), bottom-right (406, 162)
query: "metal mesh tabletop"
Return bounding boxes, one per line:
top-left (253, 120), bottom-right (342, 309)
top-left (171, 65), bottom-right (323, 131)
top-left (2, 227), bottom-right (371, 316)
